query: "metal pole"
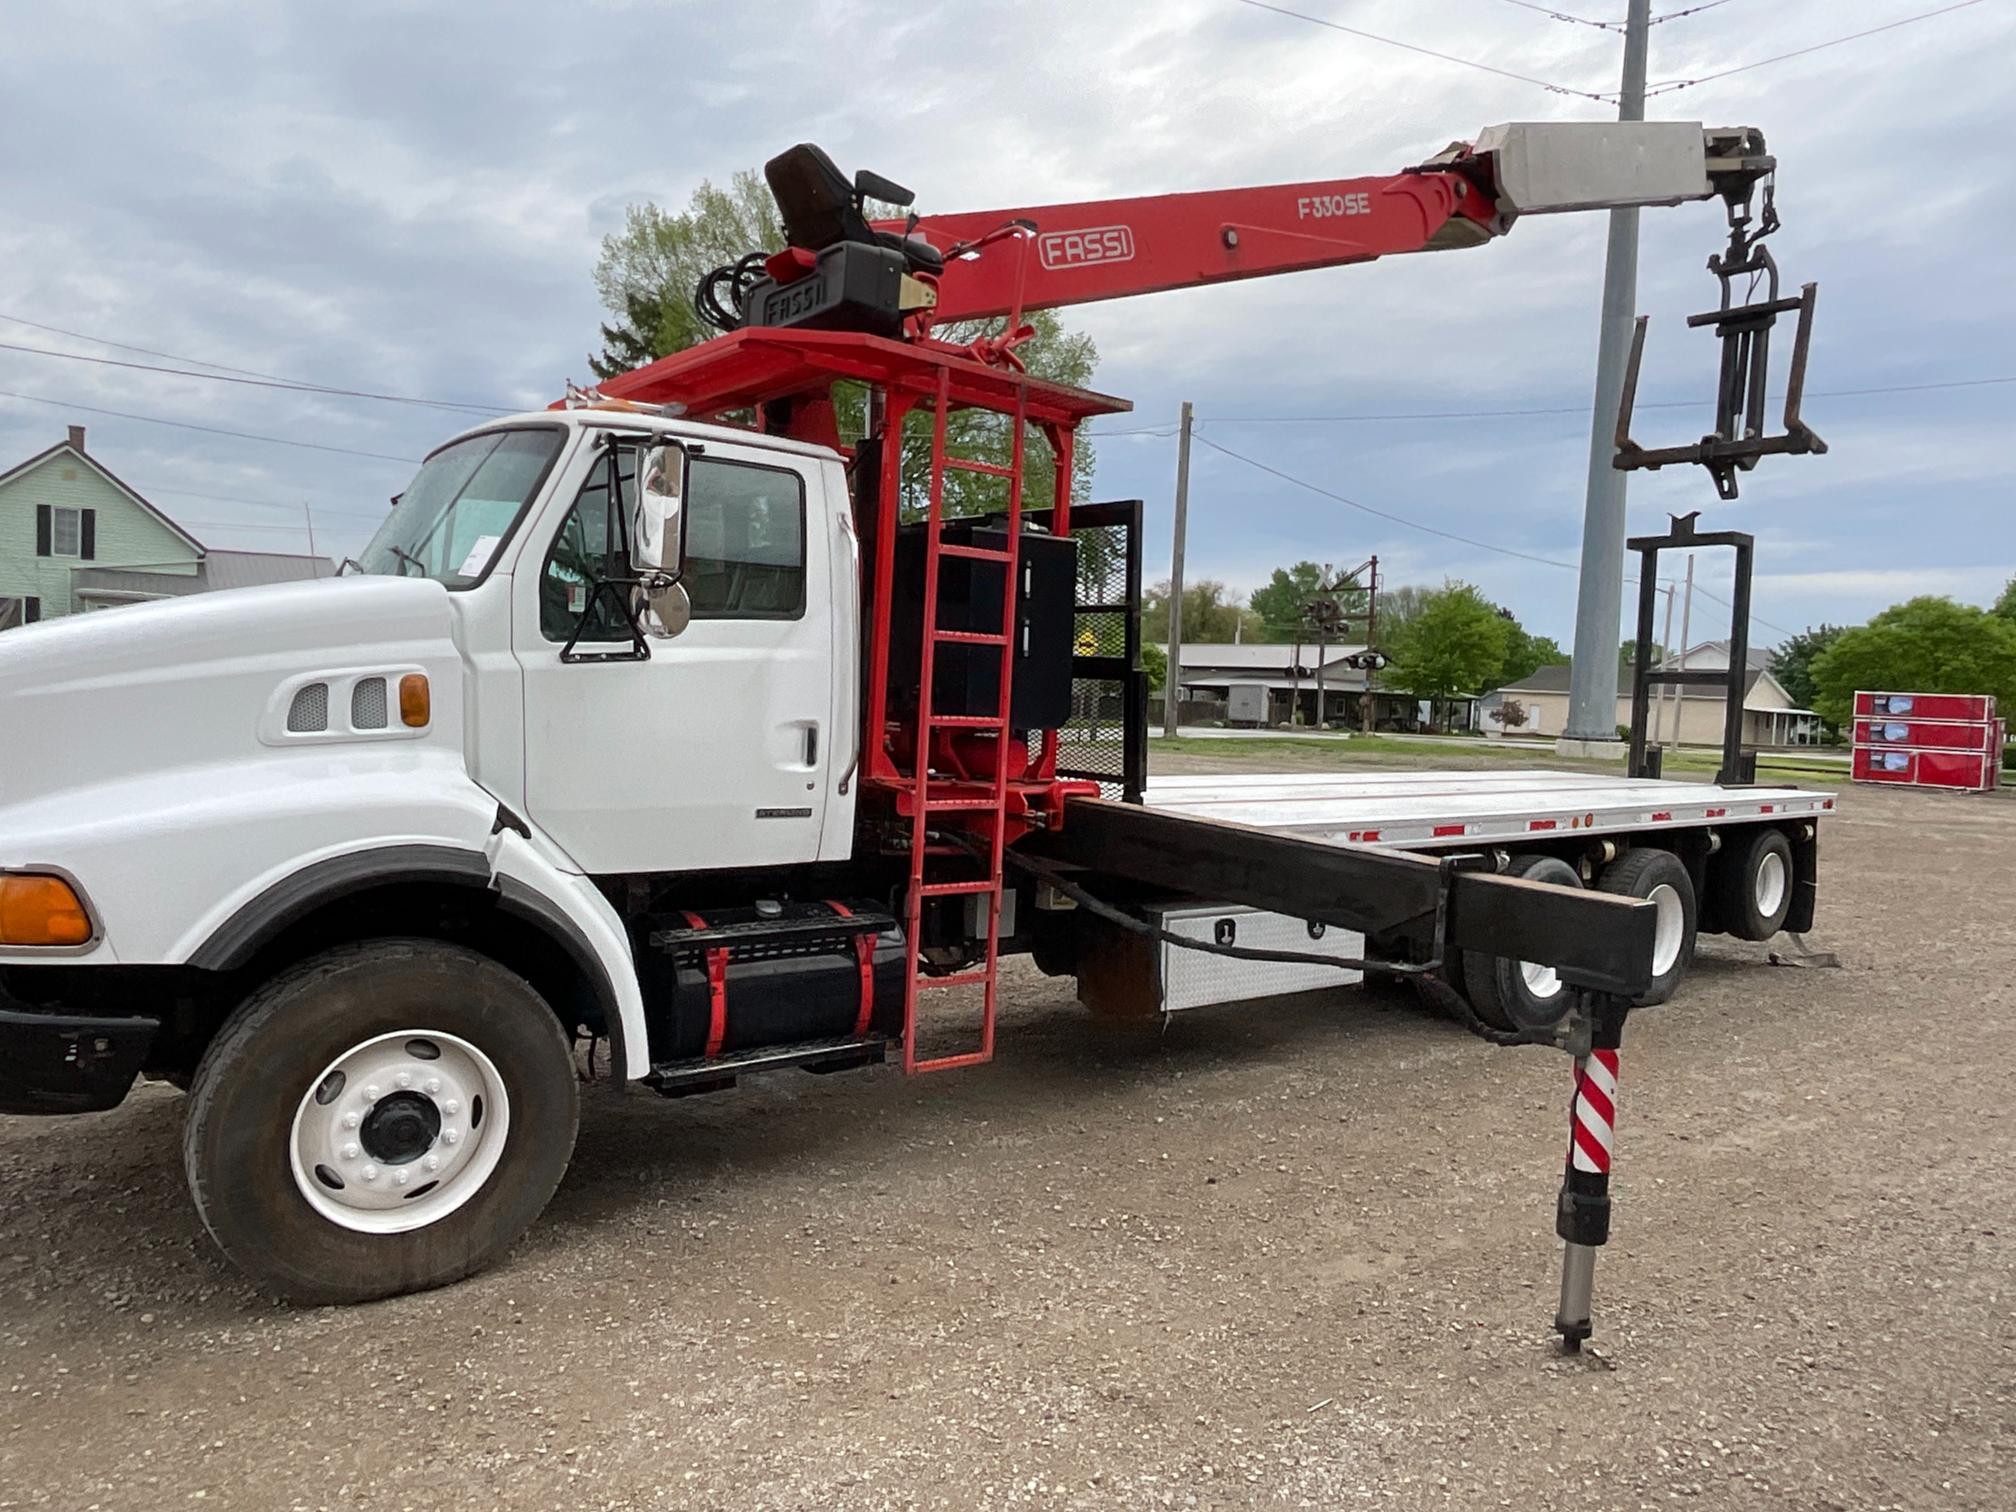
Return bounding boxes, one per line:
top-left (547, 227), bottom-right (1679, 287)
top-left (1161, 401), bottom-right (1194, 738)
top-left (1363, 555), bottom-right (1378, 735)
top-left (1559, 0), bottom-right (1651, 753)
top-left (1313, 563), bottom-right (1330, 730)
top-left (1668, 555), bottom-right (1695, 751)
top-left (1650, 583), bottom-right (1675, 744)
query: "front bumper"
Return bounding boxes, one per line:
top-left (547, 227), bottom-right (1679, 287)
top-left (0, 1007), bottom-right (157, 1114)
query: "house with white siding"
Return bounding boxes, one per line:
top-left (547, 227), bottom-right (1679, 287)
top-left (1478, 644), bottom-right (1821, 747)
top-left (0, 426), bottom-right (330, 629)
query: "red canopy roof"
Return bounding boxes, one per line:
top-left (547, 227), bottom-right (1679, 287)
top-left (579, 327), bottom-right (1131, 428)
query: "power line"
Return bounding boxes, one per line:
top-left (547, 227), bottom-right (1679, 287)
top-left (1194, 374), bottom-right (2016, 425)
top-left (1196, 432), bottom-right (1803, 637)
top-left (1643, 0), bottom-right (1988, 96)
top-left (1231, 0), bottom-right (1613, 102)
top-left (0, 387), bottom-right (426, 465)
top-left (1491, 0), bottom-right (1630, 31)
top-left (1194, 433), bottom-right (1583, 569)
top-left (140, 483), bottom-right (390, 522)
top-left (0, 337), bottom-right (512, 417)
top-left (1492, 0), bottom-right (1740, 29)
top-left (0, 311), bottom-right (514, 415)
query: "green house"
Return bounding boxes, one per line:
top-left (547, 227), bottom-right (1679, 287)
top-left (0, 426), bottom-right (329, 628)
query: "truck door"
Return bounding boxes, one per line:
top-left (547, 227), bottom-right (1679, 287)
top-left (513, 434), bottom-right (835, 874)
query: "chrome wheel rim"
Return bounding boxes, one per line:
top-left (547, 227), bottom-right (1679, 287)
top-left (289, 1031), bottom-right (509, 1235)
top-left (1519, 959), bottom-right (1563, 999)
top-left (1754, 851), bottom-right (1787, 918)
top-left (1650, 883), bottom-right (1685, 977)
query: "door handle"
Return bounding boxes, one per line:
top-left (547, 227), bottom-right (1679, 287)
top-left (804, 724), bottom-right (819, 766)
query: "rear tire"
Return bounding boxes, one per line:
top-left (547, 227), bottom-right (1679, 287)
top-left (1462, 853), bottom-right (1584, 1032)
top-left (183, 939), bottom-right (580, 1305)
top-left (1715, 826), bottom-right (1794, 941)
top-left (1597, 849), bottom-right (1696, 1005)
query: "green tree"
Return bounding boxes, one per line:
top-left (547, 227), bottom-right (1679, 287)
top-left (1480, 601), bottom-right (1560, 689)
top-left (1141, 640), bottom-right (1169, 693)
top-left (1247, 562), bottom-right (1364, 643)
top-left (1386, 582), bottom-right (1513, 731)
top-left (1372, 582), bottom-right (1430, 655)
top-left (1143, 578), bottom-right (1258, 644)
top-left (1809, 597), bottom-right (2016, 726)
top-left (590, 173), bottom-right (1099, 513)
top-left (1769, 624), bottom-right (1844, 712)
top-left (1619, 637), bottom-right (1668, 676)
top-left (1993, 575), bottom-right (2016, 622)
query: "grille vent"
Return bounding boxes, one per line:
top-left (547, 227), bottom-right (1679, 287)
top-left (351, 677), bottom-right (389, 730)
top-left (287, 682), bottom-right (330, 733)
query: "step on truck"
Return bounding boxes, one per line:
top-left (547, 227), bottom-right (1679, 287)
top-left (0, 122), bottom-right (1827, 1336)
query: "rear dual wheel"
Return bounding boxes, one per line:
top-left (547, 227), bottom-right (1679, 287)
top-left (1462, 853), bottom-right (1583, 1032)
top-left (1714, 826), bottom-right (1795, 941)
top-left (1597, 848), bottom-right (1696, 1005)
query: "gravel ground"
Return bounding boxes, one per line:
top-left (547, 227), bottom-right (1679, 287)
top-left (2, 763), bottom-right (2012, 1510)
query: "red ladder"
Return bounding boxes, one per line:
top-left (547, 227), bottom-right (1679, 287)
top-left (896, 366), bottom-right (1029, 1073)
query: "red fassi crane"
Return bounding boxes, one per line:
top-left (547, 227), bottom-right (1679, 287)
top-left (606, 121), bottom-right (1819, 494)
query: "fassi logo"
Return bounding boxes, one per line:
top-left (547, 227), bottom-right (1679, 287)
top-left (1037, 225), bottom-right (1135, 270)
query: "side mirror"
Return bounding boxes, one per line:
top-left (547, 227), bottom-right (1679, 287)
top-left (632, 440), bottom-right (688, 581)
top-left (631, 440), bottom-right (691, 638)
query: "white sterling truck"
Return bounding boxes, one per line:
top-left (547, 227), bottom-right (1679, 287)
top-left (0, 123), bottom-right (1826, 1322)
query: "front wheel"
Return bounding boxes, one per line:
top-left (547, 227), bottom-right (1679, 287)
top-left (183, 940), bottom-right (580, 1305)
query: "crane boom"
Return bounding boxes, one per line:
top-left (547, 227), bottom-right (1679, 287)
top-left (590, 119), bottom-right (1814, 498)
top-left (886, 122), bottom-right (1755, 324)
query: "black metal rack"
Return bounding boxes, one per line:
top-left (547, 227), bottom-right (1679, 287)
top-left (1626, 512), bottom-right (1756, 786)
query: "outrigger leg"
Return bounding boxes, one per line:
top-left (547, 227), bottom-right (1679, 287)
top-left (1553, 991), bottom-right (1631, 1351)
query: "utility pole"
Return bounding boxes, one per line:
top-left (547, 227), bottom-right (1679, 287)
top-left (1668, 554), bottom-right (1695, 750)
top-left (1650, 581), bottom-right (1675, 745)
top-left (1363, 554), bottom-right (1379, 735)
top-left (1559, 0), bottom-right (1650, 756)
top-left (1313, 562), bottom-right (1332, 730)
top-left (1161, 400), bottom-right (1194, 738)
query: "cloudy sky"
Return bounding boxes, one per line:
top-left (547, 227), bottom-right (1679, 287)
top-left (3, 0), bottom-right (2010, 648)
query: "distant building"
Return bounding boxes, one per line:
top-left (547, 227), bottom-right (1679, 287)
top-left (1479, 642), bottom-right (1821, 746)
top-left (1168, 641), bottom-right (1465, 730)
top-left (0, 426), bottom-right (331, 629)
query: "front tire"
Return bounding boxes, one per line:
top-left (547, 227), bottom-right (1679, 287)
top-left (183, 940), bottom-right (580, 1305)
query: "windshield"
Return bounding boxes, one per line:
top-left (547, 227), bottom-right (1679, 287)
top-left (353, 427), bottom-right (565, 587)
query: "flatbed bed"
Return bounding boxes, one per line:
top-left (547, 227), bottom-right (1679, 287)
top-left (1143, 768), bottom-right (1836, 851)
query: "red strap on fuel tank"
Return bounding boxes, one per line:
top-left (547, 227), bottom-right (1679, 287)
top-left (827, 901), bottom-right (878, 1037)
top-left (682, 910), bottom-right (729, 1059)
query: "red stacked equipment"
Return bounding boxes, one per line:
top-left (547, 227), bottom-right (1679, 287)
top-left (1851, 691), bottom-right (2003, 792)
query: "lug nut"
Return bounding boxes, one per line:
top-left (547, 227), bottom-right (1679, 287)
top-left (343, 1112), bottom-right (361, 1130)
top-left (396, 1072), bottom-right (412, 1089)
top-left (424, 1078), bottom-right (441, 1095)
top-left (362, 1085), bottom-right (380, 1103)
top-left (442, 1099), bottom-right (460, 1116)
top-left (341, 1143), bottom-right (360, 1160)
top-left (361, 1165), bottom-right (379, 1182)
top-left (442, 1129), bottom-right (459, 1147)
top-left (423, 1155), bottom-right (441, 1172)
top-left (393, 1169), bottom-right (410, 1187)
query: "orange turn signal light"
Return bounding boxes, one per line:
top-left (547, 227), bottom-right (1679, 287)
top-left (399, 673), bottom-right (431, 728)
top-left (0, 874), bottom-right (93, 947)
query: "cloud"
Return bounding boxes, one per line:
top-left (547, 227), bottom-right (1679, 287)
top-left (0, 0), bottom-right (2009, 634)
